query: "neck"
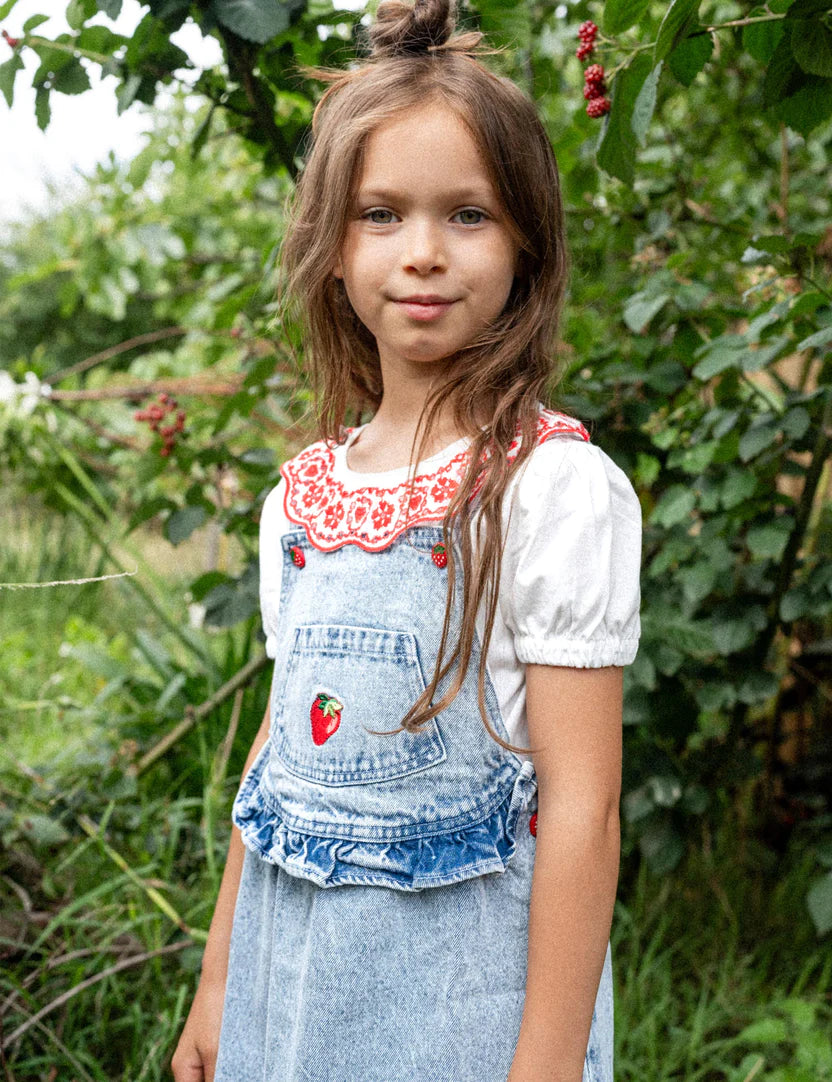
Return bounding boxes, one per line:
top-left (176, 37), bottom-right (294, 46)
top-left (370, 355), bottom-right (461, 456)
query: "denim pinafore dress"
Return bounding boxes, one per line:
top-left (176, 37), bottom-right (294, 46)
top-left (215, 413), bottom-right (614, 1082)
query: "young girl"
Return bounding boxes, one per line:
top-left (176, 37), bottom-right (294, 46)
top-left (172, 0), bottom-right (641, 1079)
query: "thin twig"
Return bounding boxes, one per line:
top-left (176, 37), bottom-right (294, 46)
top-left (49, 376), bottom-right (244, 402)
top-left (50, 327), bottom-right (188, 383)
top-left (212, 687), bottom-right (245, 789)
top-left (135, 653), bottom-right (270, 775)
top-left (0, 570), bottom-right (136, 591)
top-left (1, 941), bottom-right (193, 1050)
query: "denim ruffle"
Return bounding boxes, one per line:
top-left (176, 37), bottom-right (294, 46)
top-left (233, 749), bottom-right (538, 892)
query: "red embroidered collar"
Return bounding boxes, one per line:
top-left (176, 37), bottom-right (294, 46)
top-left (281, 408), bottom-right (591, 553)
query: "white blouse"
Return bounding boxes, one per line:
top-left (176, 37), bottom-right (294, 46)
top-left (258, 421), bottom-right (642, 761)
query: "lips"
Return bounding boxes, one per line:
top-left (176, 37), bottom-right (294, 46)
top-left (394, 295), bottom-right (458, 321)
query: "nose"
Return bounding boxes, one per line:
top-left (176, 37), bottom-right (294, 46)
top-left (401, 217), bottom-right (446, 275)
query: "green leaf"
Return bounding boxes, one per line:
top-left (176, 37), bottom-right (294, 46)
top-left (782, 406), bottom-right (811, 438)
top-left (741, 334), bottom-right (791, 372)
top-left (747, 520), bottom-right (792, 560)
top-left (743, 6), bottom-right (785, 62)
top-left (737, 1017), bottom-right (790, 1044)
top-left (711, 615), bottom-right (759, 655)
top-left (667, 29), bottom-right (713, 84)
top-left (786, 0), bottom-right (832, 15)
top-left (796, 322), bottom-right (832, 351)
top-left (780, 585), bottom-right (811, 621)
top-left (807, 871), bottom-right (832, 935)
top-left (190, 570), bottom-right (230, 602)
top-left (763, 32), bottom-right (806, 106)
top-left (190, 102), bottom-right (215, 160)
top-left (739, 417), bottom-right (779, 461)
top-left (0, 53), bottom-right (23, 108)
top-left (116, 72), bottom-right (142, 113)
top-left (66, 0), bottom-right (96, 30)
top-left (96, 0), bottom-right (122, 15)
top-left (77, 24), bottom-right (127, 52)
top-left (654, 0), bottom-right (701, 65)
top-left (638, 816), bottom-right (684, 874)
top-left (752, 234), bottom-right (791, 254)
top-left (34, 84), bottom-right (50, 130)
top-left (692, 341), bottom-right (746, 379)
top-left (650, 484), bottom-right (696, 527)
top-left (816, 840), bottom-right (832, 868)
top-left (203, 578), bottom-right (260, 628)
top-left (792, 19), bottom-right (832, 76)
top-left (0, 0), bottom-right (20, 20)
top-left (477, 0), bottom-right (532, 49)
top-left (596, 51), bottom-right (654, 185)
top-left (164, 505), bottom-right (207, 545)
top-left (774, 74), bottom-right (832, 134)
top-left (208, 0), bottom-right (299, 44)
top-left (16, 813), bottom-right (71, 848)
top-left (603, 0), bottom-right (650, 35)
top-left (623, 290), bottom-right (670, 332)
top-left (721, 469), bottom-right (757, 509)
top-left (631, 61), bottom-right (662, 145)
top-left (23, 12), bottom-right (49, 31)
top-left (678, 439), bottom-right (718, 473)
top-left (52, 58), bottom-right (91, 94)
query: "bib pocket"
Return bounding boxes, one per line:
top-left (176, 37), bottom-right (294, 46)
top-left (271, 623), bottom-right (447, 786)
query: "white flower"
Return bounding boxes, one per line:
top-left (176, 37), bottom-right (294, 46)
top-left (188, 602), bottom-right (206, 630)
top-left (0, 371), bottom-right (52, 416)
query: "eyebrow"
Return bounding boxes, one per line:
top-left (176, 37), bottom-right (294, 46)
top-left (356, 187), bottom-right (497, 204)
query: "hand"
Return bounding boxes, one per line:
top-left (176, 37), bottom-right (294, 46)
top-left (171, 976), bottom-right (227, 1082)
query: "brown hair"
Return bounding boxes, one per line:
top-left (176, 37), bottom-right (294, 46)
top-left (279, 0), bottom-right (570, 756)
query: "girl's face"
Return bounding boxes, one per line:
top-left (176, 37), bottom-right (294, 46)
top-left (333, 102), bottom-right (520, 373)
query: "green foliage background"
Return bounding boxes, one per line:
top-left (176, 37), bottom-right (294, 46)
top-left (1, 0), bottom-right (831, 1077)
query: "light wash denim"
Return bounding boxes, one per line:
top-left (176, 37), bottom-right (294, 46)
top-left (215, 526), bottom-right (614, 1081)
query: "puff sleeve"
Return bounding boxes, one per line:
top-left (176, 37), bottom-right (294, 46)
top-left (259, 478), bottom-right (287, 659)
top-left (502, 437), bottom-right (642, 668)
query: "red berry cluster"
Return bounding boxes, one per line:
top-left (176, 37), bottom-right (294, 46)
top-left (576, 20), bottom-right (597, 61)
top-left (583, 63), bottom-right (611, 118)
top-left (134, 392), bottom-right (186, 457)
top-left (577, 22), bottom-right (611, 118)
top-left (2, 28), bottom-right (21, 48)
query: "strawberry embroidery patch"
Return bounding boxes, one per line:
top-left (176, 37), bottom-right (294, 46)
top-left (289, 545), bottom-right (305, 568)
top-left (310, 693), bottom-right (343, 746)
top-left (529, 813), bottom-right (538, 837)
top-left (431, 543), bottom-right (448, 569)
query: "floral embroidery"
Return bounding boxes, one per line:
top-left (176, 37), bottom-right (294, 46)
top-left (281, 408), bottom-right (591, 553)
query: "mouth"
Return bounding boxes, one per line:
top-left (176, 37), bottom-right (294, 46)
top-left (393, 296), bottom-right (458, 321)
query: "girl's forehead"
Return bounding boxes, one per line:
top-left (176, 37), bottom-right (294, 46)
top-left (355, 105), bottom-right (496, 194)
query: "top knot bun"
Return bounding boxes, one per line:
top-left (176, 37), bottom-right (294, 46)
top-left (368, 0), bottom-right (483, 59)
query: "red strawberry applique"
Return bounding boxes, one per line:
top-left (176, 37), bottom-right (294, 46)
top-left (529, 812), bottom-right (538, 837)
top-left (431, 542), bottom-right (448, 569)
top-left (289, 545), bottom-right (305, 568)
top-left (310, 693), bottom-right (343, 745)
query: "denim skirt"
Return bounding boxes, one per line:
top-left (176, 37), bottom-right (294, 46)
top-left (213, 797), bottom-right (613, 1082)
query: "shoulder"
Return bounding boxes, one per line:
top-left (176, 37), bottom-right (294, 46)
top-left (507, 427), bottom-right (642, 549)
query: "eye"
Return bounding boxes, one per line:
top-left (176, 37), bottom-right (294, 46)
top-left (362, 208), bottom-right (397, 224)
top-left (454, 208), bottom-right (488, 225)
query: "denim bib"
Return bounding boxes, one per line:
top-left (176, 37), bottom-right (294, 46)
top-left (233, 524), bottom-right (537, 892)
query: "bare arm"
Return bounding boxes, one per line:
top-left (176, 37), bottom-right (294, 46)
top-left (171, 698), bottom-right (272, 1081)
top-left (508, 665), bottom-right (623, 1082)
